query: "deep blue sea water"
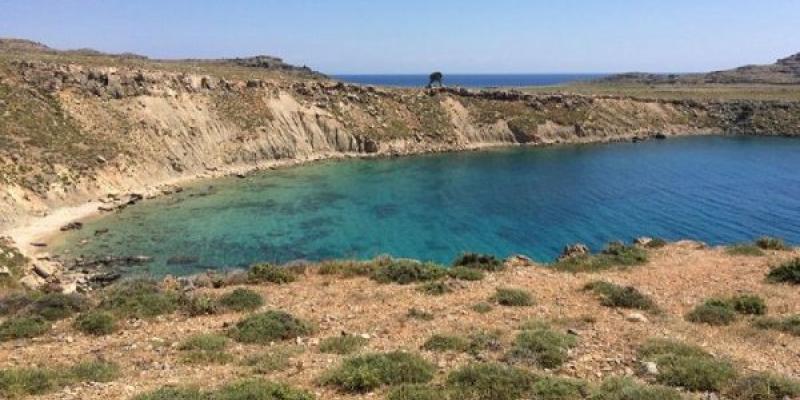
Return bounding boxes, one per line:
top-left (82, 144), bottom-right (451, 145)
top-left (334, 74), bottom-right (607, 88)
top-left (54, 136), bottom-right (800, 276)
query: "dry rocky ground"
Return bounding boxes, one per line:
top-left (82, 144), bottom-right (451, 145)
top-left (1, 241), bottom-right (799, 399)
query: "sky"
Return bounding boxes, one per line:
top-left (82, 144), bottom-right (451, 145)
top-left (1, 0), bottom-right (798, 74)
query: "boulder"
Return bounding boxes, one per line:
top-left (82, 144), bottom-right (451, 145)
top-left (19, 274), bottom-right (45, 290)
top-left (33, 262), bottom-right (58, 278)
top-left (559, 243), bottom-right (589, 260)
top-left (60, 222), bottom-right (84, 231)
top-left (634, 237), bottom-right (653, 246)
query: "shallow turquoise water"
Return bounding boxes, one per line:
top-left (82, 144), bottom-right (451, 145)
top-left (55, 136), bottom-right (800, 276)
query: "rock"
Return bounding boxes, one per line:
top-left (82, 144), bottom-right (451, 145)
top-left (19, 274), bottom-right (45, 290)
top-left (94, 228), bottom-right (109, 236)
top-left (642, 361), bottom-right (659, 376)
top-left (33, 262), bottom-right (57, 278)
top-left (559, 243), bottom-right (589, 260)
top-left (654, 132), bottom-right (668, 140)
top-left (0, 266), bottom-right (11, 277)
top-left (626, 313), bottom-right (648, 323)
top-left (60, 222), bottom-right (84, 231)
top-left (30, 242), bottom-right (48, 247)
top-left (634, 237), bottom-right (653, 246)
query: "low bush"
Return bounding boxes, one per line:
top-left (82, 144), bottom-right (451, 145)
top-left (724, 372), bottom-right (800, 400)
top-left (214, 379), bottom-right (314, 400)
top-left (588, 377), bottom-right (683, 400)
top-left (322, 351), bottom-right (435, 393)
top-left (319, 335), bottom-right (367, 355)
top-left (371, 260), bottom-right (446, 284)
top-left (132, 388), bottom-right (206, 400)
top-left (492, 287), bottom-right (533, 307)
top-left (0, 361), bottom-right (119, 398)
top-left (387, 384), bottom-right (453, 400)
top-left (0, 292), bottom-right (38, 316)
top-left (179, 334), bottom-right (232, 364)
top-left (219, 288), bottom-right (264, 312)
top-left (99, 279), bottom-right (178, 318)
top-left (686, 299), bottom-right (737, 326)
top-left (318, 260), bottom-right (377, 277)
top-left (180, 294), bottom-right (219, 316)
top-left (447, 266), bottom-right (485, 281)
top-left (446, 363), bottom-right (536, 400)
top-left (407, 308), bottom-right (434, 321)
top-left (417, 281), bottom-right (453, 296)
top-left (228, 310), bottom-right (313, 344)
top-left (755, 236), bottom-right (790, 251)
top-left (248, 263), bottom-right (297, 284)
top-left (729, 294), bottom-right (767, 315)
top-left (25, 293), bottom-right (88, 321)
top-left (726, 244), bottom-right (765, 257)
top-left (507, 327), bottom-right (577, 369)
top-left (753, 315), bottom-right (800, 336)
top-left (583, 281), bottom-right (657, 310)
top-left (638, 339), bottom-right (736, 392)
top-left (422, 334), bottom-right (470, 352)
top-left (530, 376), bottom-right (589, 400)
top-left (0, 316), bottom-right (50, 341)
top-left (452, 253), bottom-right (504, 271)
top-left (74, 311), bottom-right (117, 336)
top-left (241, 345), bottom-right (302, 373)
top-left (766, 258), bottom-right (800, 284)
top-left (644, 238), bottom-right (668, 249)
top-left (471, 302), bottom-right (493, 314)
top-left (553, 242), bottom-right (648, 272)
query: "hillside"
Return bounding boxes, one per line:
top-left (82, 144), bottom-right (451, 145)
top-left (1, 38), bottom-right (800, 250)
top-left (600, 52), bottom-right (800, 85)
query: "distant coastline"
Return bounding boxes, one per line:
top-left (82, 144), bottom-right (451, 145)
top-left (334, 73), bottom-right (608, 88)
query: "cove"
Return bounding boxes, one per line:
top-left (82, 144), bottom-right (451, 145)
top-left (53, 135), bottom-right (800, 276)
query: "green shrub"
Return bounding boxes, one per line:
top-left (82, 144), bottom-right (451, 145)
top-left (180, 294), bottom-right (219, 316)
top-left (0, 361), bottom-right (119, 398)
top-left (466, 331), bottom-right (502, 355)
top-left (471, 302), bottom-right (493, 314)
top-left (371, 260), bottom-right (447, 284)
top-left (724, 372), bottom-right (800, 400)
top-left (452, 253), bottom-right (504, 271)
top-left (507, 327), bottom-right (577, 369)
top-left (553, 242), bottom-right (648, 272)
top-left (755, 236), bottom-right (790, 251)
top-left (387, 384), bottom-right (453, 400)
top-left (179, 334), bottom-right (232, 364)
top-left (588, 377), bottom-right (683, 400)
top-left (685, 300), bottom-right (737, 326)
top-left (132, 388), bottom-right (206, 400)
top-left (248, 263), bottom-right (297, 284)
top-left (638, 339), bottom-right (736, 392)
top-left (319, 335), bottom-right (368, 355)
top-left (322, 351), bottom-right (435, 393)
top-left (753, 315), bottom-right (800, 336)
top-left (417, 281), bottom-right (453, 296)
top-left (74, 311), bottom-right (117, 336)
top-left (583, 281), bottom-right (656, 310)
top-left (448, 266), bottom-right (485, 281)
top-left (318, 260), bottom-right (377, 277)
top-left (730, 294), bottom-right (767, 315)
top-left (228, 311), bottom-right (313, 344)
top-left (219, 288), bottom-right (264, 312)
top-left (726, 244), bottom-right (765, 257)
top-left (99, 279), bottom-right (178, 318)
top-left (241, 346), bottom-right (302, 373)
top-left (214, 379), bottom-right (314, 400)
top-left (422, 334), bottom-right (470, 352)
top-left (25, 293), bottom-right (88, 321)
top-left (492, 287), bottom-right (533, 307)
top-left (0, 292), bottom-right (38, 316)
top-left (68, 361), bottom-right (119, 382)
top-left (766, 258), bottom-right (800, 284)
top-left (0, 316), bottom-right (50, 341)
top-left (446, 363), bottom-right (536, 400)
top-left (530, 376), bottom-right (588, 400)
top-left (407, 308), bottom-right (434, 321)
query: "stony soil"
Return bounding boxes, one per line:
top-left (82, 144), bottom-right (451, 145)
top-left (1, 241), bottom-right (798, 399)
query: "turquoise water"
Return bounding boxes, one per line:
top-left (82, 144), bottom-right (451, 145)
top-left (55, 136), bottom-right (800, 276)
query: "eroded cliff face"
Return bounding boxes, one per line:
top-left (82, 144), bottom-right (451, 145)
top-left (1, 59), bottom-right (800, 232)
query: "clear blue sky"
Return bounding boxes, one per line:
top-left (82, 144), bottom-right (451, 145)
top-left (1, 0), bottom-right (798, 74)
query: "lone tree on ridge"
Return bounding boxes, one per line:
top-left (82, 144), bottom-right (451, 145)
top-left (427, 71), bottom-right (444, 88)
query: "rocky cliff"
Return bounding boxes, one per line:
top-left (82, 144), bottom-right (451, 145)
top-left (2, 41), bottom-right (800, 234)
